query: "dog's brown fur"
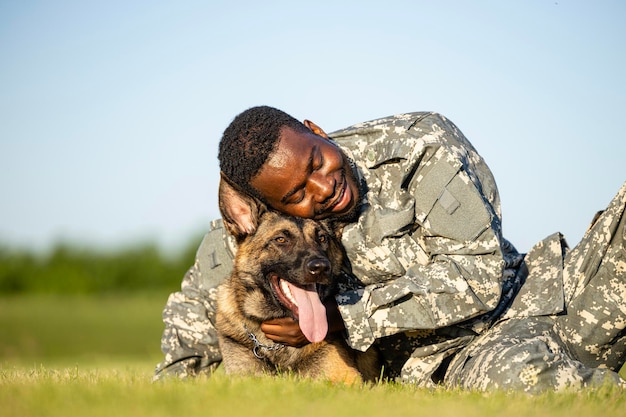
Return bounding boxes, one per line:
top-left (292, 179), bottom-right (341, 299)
top-left (215, 176), bottom-right (380, 384)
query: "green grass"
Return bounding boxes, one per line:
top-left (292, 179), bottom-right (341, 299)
top-left (0, 292), bottom-right (165, 364)
top-left (2, 364), bottom-right (626, 417)
top-left (1, 294), bottom-right (626, 417)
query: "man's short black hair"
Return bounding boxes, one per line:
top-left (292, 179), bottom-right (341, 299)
top-left (218, 105), bottom-right (310, 199)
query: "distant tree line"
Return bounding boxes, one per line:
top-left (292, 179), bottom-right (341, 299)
top-left (0, 237), bottom-right (203, 294)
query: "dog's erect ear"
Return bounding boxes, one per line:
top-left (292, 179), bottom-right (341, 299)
top-left (218, 173), bottom-right (266, 241)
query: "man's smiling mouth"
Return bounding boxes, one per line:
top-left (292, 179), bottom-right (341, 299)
top-left (325, 174), bottom-right (349, 214)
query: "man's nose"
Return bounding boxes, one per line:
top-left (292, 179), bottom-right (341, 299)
top-left (308, 172), bottom-right (334, 202)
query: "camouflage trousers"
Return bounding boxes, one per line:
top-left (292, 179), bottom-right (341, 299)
top-left (442, 182), bottom-right (626, 392)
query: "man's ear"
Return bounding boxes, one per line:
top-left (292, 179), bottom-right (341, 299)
top-left (218, 173), bottom-right (266, 241)
top-left (303, 119), bottom-right (329, 139)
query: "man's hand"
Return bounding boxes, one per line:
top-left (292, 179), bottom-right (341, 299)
top-left (260, 298), bottom-right (346, 347)
top-left (260, 317), bottom-right (309, 347)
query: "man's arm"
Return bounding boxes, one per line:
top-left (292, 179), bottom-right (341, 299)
top-left (337, 222), bottom-right (511, 351)
top-left (154, 219), bottom-right (235, 379)
top-left (332, 112), bottom-right (521, 351)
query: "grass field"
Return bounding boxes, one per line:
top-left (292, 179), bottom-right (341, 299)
top-left (0, 293), bottom-right (165, 363)
top-left (2, 293), bottom-right (626, 417)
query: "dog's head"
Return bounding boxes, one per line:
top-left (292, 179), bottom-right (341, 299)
top-left (219, 175), bottom-right (345, 343)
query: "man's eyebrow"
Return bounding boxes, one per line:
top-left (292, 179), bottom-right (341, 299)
top-left (280, 146), bottom-right (317, 204)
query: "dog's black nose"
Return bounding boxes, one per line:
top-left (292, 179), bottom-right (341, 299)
top-left (306, 258), bottom-right (331, 281)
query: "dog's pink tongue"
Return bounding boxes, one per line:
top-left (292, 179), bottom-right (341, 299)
top-left (289, 282), bottom-right (328, 343)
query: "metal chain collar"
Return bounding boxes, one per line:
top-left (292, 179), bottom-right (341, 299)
top-left (245, 327), bottom-right (285, 359)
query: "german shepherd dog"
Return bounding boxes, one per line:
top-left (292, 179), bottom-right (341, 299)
top-left (215, 177), bottom-right (379, 384)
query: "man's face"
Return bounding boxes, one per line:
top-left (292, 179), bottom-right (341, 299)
top-left (249, 126), bottom-right (360, 221)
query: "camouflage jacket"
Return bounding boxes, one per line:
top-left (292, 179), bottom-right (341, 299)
top-left (155, 112), bottom-right (568, 383)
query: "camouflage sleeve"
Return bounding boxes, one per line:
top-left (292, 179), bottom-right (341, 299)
top-left (338, 225), bottom-right (506, 351)
top-left (335, 113), bottom-right (510, 352)
top-left (154, 219), bottom-right (235, 379)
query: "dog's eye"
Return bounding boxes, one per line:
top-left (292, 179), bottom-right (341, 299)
top-left (318, 233), bottom-right (327, 243)
top-left (274, 236), bottom-right (287, 244)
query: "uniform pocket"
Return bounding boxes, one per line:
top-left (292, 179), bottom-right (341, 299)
top-left (411, 148), bottom-right (491, 242)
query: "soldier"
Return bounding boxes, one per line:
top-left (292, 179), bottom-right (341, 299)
top-left (155, 106), bottom-right (626, 393)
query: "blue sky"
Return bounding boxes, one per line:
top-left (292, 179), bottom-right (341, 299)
top-left (1, 0), bottom-right (624, 253)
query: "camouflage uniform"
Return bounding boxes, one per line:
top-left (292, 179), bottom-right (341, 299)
top-left (155, 112), bottom-right (626, 393)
